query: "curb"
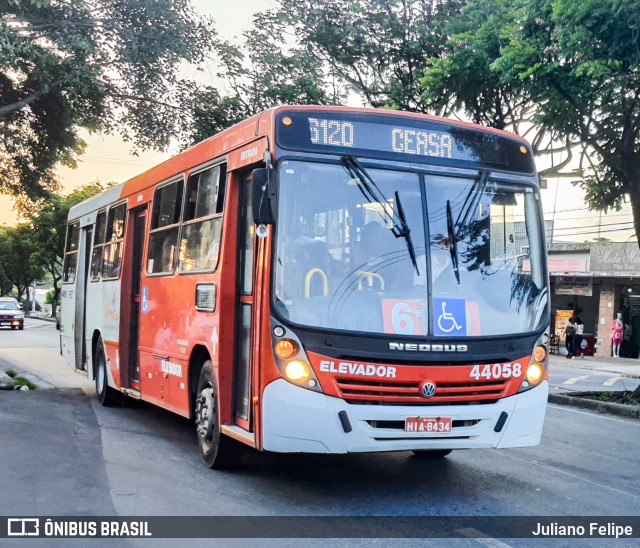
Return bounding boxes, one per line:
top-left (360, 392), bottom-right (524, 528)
top-left (549, 392), bottom-right (640, 420)
top-left (548, 358), bottom-right (640, 379)
top-left (556, 364), bottom-right (640, 380)
top-left (26, 315), bottom-right (56, 323)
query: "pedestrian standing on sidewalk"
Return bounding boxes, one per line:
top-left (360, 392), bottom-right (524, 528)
top-left (611, 312), bottom-right (624, 358)
top-left (573, 316), bottom-right (584, 359)
top-left (565, 317), bottom-right (576, 359)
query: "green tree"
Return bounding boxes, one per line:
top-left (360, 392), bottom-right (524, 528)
top-left (0, 260), bottom-right (11, 296)
top-left (420, 0), bottom-right (577, 178)
top-left (268, 0), bottom-right (464, 112)
top-left (492, 0), bottom-right (640, 243)
top-left (187, 11), bottom-right (344, 144)
top-left (29, 181), bottom-right (109, 313)
top-left (0, 0), bottom-right (215, 207)
top-left (0, 223), bottom-right (45, 301)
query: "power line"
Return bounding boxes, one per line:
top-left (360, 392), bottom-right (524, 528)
top-left (546, 212), bottom-right (633, 221)
top-left (552, 221), bottom-right (635, 233)
top-left (549, 226), bottom-right (636, 238)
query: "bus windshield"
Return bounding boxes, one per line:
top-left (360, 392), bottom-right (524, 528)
top-left (273, 159), bottom-right (547, 337)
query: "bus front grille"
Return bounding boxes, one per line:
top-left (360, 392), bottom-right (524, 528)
top-left (336, 378), bottom-right (508, 405)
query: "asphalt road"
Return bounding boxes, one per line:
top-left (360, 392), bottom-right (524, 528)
top-left (549, 363), bottom-right (640, 393)
top-left (1, 319), bottom-right (639, 547)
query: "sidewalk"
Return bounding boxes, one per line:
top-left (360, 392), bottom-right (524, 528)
top-left (25, 313), bottom-right (55, 323)
top-left (548, 351), bottom-right (640, 379)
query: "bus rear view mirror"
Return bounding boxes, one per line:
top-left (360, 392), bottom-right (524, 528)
top-left (252, 168), bottom-right (276, 225)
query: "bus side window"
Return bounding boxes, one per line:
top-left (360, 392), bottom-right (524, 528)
top-left (147, 179), bottom-right (183, 275)
top-left (90, 210), bottom-right (107, 281)
top-left (62, 221), bottom-right (80, 284)
top-left (178, 164), bottom-right (226, 273)
top-left (102, 203), bottom-right (127, 279)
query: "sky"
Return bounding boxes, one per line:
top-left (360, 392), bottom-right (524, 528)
top-left (0, 0), bottom-right (635, 243)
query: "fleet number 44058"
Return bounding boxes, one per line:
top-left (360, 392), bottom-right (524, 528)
top-left (470, 363), bottom-right (522, 380)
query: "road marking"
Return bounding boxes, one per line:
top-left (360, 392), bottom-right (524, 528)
top-left (548, 403), bottom-right (640, 426)
top-left (562, 375), bottom-right (589, 385)
top-left (490, 448), bottom-right (640, 500)
top-left (457, 528), bottom-right (512, 548)
top-left (603, 376), bottom-right (623, 386)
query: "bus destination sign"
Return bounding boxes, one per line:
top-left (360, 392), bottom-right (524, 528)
top-left (309, 117), bottom-right (454, 159)
top-left (276, 111), bottom-right (535, 174)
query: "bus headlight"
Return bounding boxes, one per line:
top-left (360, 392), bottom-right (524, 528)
top-left (525, 363), bottom-right (544, 383)
top-left (532, 345), bottom-right (547, 362)
top-left (284, 360), bottom-right (309, 381)
top-left (271, 321), bottom-right (323, 393)
top-left (518, 338), bottom-right (548, 393)
top-left (275, 339), bottom-right (297, 359)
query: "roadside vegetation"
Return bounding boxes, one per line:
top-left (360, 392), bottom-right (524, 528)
top-left (575, 391), bottom-right (639, 406)
top-left (1, 369), bottom-right (36, 391)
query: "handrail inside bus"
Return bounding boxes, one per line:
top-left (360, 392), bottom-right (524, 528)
top-left (305, 268), bottom-right (329, 298)
top-left (356, 271), bottom-right (385, 291)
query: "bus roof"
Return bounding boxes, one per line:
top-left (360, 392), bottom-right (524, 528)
top-left (69, 106), bottom-right (533, 218)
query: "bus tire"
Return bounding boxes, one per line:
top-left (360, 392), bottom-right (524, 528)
top-left (195, 360), bottom-right (243, 469)
top-left (412, 449), bottom-right (452, 459)
top-left (95, 337), bottom-right (123, 407)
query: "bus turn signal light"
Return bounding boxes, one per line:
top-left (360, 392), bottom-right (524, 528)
top-left (284, 360), bottom-right (310, 381)
top-left (526, 363), bottom-right (544, 384)
top-left (275, 339), bottom-right (297, 359)
top-left (532, 345), bottom-right (547, 363)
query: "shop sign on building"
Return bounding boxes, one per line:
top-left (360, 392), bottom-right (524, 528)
top-left (555, 277), bottom-right (593, 296)
top-left (590, 243), bottom-right (640, 273)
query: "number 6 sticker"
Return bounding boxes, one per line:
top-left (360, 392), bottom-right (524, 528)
top-left (382, 299), bottom-right (427, 335)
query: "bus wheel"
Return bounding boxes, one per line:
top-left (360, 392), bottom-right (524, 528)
top-left (195, 360), bottom-right (243, 469)
top-left (412, 449), bottom-right (452, 459)
top-left (95, 337), bottom-right (123, 407)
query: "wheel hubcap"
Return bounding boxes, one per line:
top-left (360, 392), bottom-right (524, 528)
top-left (97, 358), bottom-right (105, 391)
top-left (195, 386), bottom-right (215, 445)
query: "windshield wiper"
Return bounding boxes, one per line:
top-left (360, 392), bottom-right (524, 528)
top-left (446, 200), bottom-right (460, 284)
top-left (455, 170), bottom-right (490, 238)
top-left (395, 190), bottom-right (419, 275)
top-left (445, 170), bottom-right (490, 285)
top-left (341, 155), bottom-right (419, 275)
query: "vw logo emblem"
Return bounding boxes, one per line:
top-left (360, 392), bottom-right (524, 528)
top-left (421, 382), bottom-right (436, 398)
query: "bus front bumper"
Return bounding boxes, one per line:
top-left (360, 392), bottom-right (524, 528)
top-left (261, 379), bottom-right (548, 453)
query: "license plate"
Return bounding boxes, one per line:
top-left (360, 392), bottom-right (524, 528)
top-left (405, 416), bottom-right (452, 433)
top-left (1, 322), bottom-right (10, 326)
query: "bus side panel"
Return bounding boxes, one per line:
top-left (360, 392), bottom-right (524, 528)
top-left (138, 274), bottom-right (187, 412)
top-left (84, 270), bottom-right (106, 381)
top-left (101, 280), bottom-right (122, 388)
top-left (59, 283), bottom-right (77, 369)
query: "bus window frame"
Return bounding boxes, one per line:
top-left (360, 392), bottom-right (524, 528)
top-left (101, 200), bottom-right (128, 281)
top-left (146, 176), bottom-right (185, 278)
top-left (269, 154), bottom-right (548, 341)
top-left (89, 208), bottom-right (108, 283)
top-left (178, 161), bottom-right (227, 276)
top-left (62, 220), bottom-right (81, 285)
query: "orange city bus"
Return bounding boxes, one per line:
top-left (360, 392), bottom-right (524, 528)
top-left (60, 106), bottom-right (550, 469)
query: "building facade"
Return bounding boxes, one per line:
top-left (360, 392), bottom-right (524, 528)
top-left (548, 242), bottom-right (640, 359)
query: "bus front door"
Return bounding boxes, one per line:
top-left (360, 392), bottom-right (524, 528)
top-left (75, 225), bottom-right (92, 372)
top-left (233, 176), bottom-right (255, 430)
top-left (120, 206), bottom-right (146, 390)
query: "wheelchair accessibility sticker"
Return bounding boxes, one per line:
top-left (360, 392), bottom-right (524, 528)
top-left (141, 287), bottom-right (149, 314)
top-left (434, 298), bottom-right (466, 336)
